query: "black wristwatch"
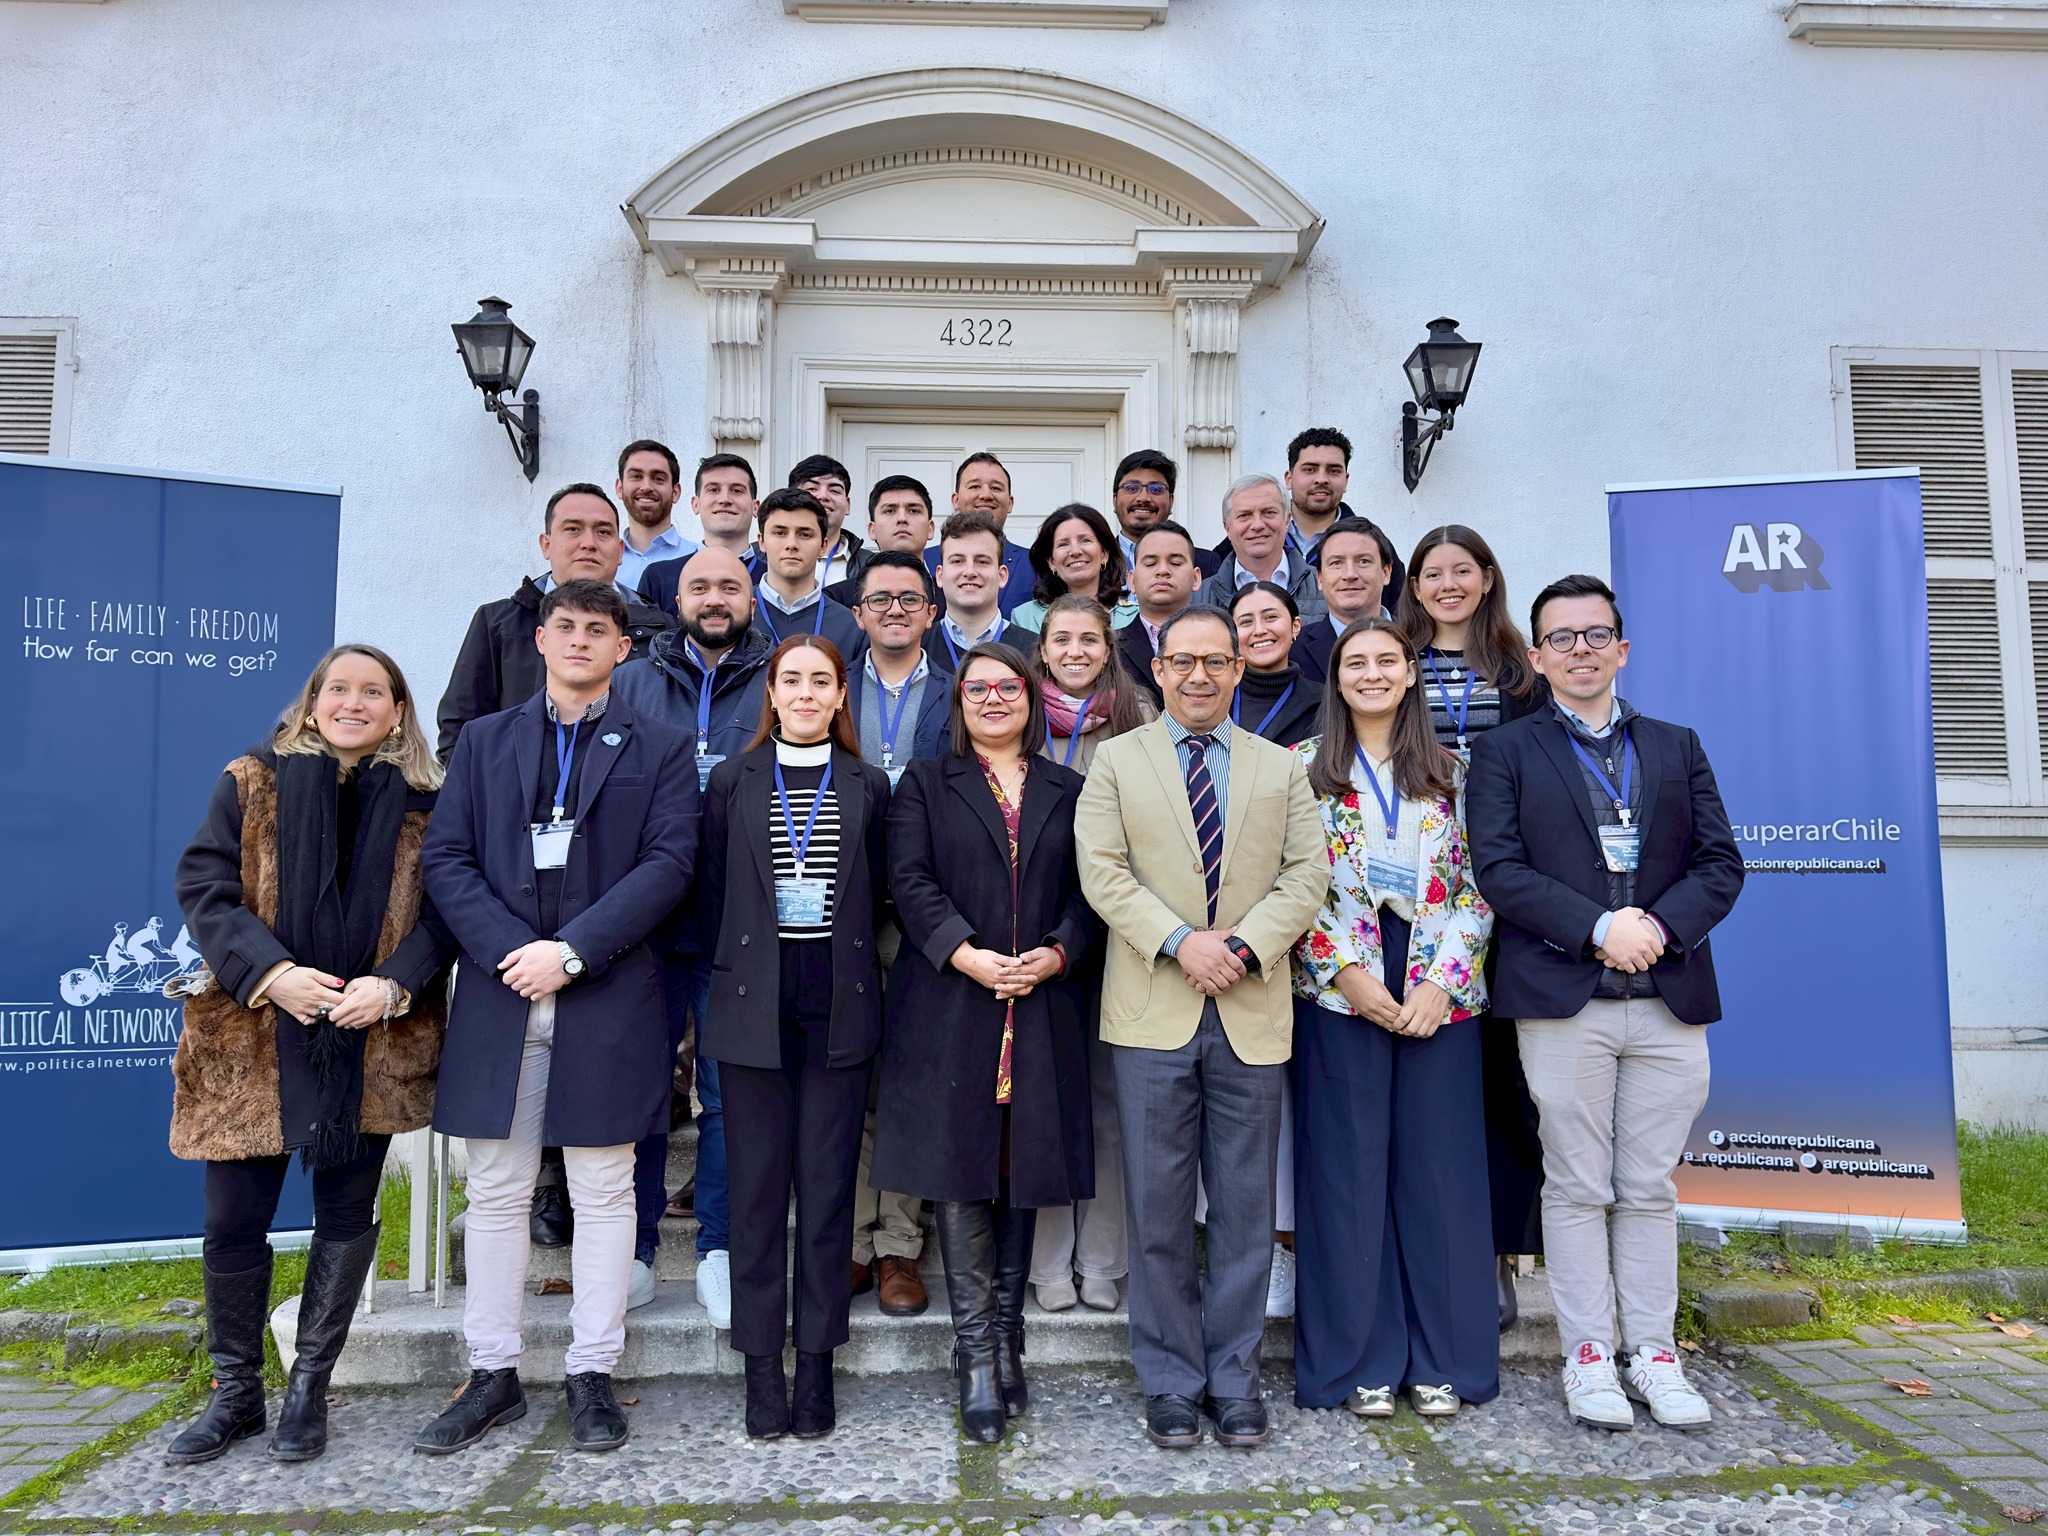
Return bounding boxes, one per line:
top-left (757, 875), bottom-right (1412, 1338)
top-left (1225, 937), bottom-right (1260, 975)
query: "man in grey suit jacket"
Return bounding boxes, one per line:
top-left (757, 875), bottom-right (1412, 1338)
top-left (1075, 605), bottom-right (1327, 1450)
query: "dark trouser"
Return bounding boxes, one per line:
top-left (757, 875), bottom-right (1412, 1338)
top-left (203, 1135), bottom-right (391, 1272)
top-left (1111, 1000), bottom-right (1282, 1401)
top-left (1291, 909), bottom-right (1499, 1407)
top-left (633, 955), bottom-right (697, 1263)
top-left (721, 942), bottom-right (869, 1356)
top-left (1482, 1015), bottom-right (1545, 1255)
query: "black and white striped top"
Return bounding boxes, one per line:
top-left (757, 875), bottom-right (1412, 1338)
top-left (769, 739), bottom-right (842, 940)
top-left (1420, 647), bottom-right (1504, 754)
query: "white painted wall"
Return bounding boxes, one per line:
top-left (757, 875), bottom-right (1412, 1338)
top-left (3, 0), bottom-right (2044, 1116)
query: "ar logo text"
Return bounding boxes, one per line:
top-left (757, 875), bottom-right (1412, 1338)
top-left (1722, 522), bottom-right (1830, 593)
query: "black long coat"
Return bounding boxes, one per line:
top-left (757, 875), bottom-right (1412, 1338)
top-left (871, 753), bottom-right (1098, 1208)
top-left (697, 743), bottom-right (893, 1071)
top-left (421, 693), bottom-right (699, 1146)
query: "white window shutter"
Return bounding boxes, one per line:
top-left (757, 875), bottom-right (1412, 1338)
top-left (1924, 577), bottom-right (2008, 776)
top-left (1848, 363), bottom-right (1993, 558)
top-left (0, 333), bottom-right (59, 454)
top-left (2017, 370), bottom-right (2048, 560)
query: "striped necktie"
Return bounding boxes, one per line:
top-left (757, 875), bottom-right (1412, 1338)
top-left (1183, 734), bottom-right (1222, 923)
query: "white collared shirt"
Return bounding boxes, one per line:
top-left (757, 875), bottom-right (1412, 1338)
top-left (758, 576), bottom-right (824, 616)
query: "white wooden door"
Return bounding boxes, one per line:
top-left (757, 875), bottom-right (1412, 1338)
top-left (832, 410), bottom-right (1117, 551)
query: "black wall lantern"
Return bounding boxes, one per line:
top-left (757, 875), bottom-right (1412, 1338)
top-left (452, 297), bottom-right (540, 481)
top-left (1400, 316), bottom-right (1481, 492)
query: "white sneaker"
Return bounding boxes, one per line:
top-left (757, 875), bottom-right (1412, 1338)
top-left (627, 1258), bottom-right (657, 1311)
top-left (1265, 1242), bottom-right (1296, 1319)
top-left (1561, 1340), bottom-right (1635, 1432)
top-left (1622, 1347), bottom-right (1712, 1429)
top-left (695, 1249), bottom-right (731, 1330)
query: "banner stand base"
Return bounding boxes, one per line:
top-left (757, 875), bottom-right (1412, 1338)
top-left (1682, 1203), bottom-right (1966, 1246)
top-left (0, 1229), bottom-right (314, 1277)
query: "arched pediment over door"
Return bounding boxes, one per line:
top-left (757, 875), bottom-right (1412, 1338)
top-left (622, 68), bottom-right (1323, 524)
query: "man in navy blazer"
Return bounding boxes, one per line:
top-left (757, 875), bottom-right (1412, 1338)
top-left (415, 580), bottom-right (699, 1458)
top-left (1465, 573), bottom-right (1742, 1438)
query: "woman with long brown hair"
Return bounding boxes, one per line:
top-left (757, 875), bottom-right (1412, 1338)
top-left (697, 636), bottom-right (893, 1443)
top-left (1007, 504), bottom-right (1140, 634)
top-left (167, 644), bottom-right (452, 1466)
top-left (1290, 619), bottom-right (1497, 1419)
top-left (1397, 525), bottom-right (1547, 1329)
top-left (1031, 593), bottom-right (1154, 774)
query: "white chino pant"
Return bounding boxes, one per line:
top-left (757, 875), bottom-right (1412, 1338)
top-left (1517, 995), bottom-right (1710, 1359)
top-left (462, 995), bottom-right (637, 1375)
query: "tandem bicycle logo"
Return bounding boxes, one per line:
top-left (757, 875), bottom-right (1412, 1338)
top-left (0, 914), bottom-right (197, 1073)
top-left (1685, 1127), bottom-right (1933, 1180)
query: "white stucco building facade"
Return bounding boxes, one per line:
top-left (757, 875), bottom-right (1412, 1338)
top-left (3, 0), bottom-right (2044, 1123)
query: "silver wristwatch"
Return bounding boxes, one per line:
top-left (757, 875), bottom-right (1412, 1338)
top-left (557, 940), bottom-right (585, 978)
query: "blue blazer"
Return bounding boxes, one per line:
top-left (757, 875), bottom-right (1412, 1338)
top-left (846, 663), bottom-right (955, 766)
top-left (422, 692), bottom-right (700, 1145)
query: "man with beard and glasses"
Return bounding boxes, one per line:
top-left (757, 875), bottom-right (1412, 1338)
top-left (1112, 451), bottom-right (1220, 579)
top-left (615, 439), bottom-right (700, 597)
top-left (610, 547), bottom-right (775, 1332)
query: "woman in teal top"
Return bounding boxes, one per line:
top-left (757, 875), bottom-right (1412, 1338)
top-left (1005, 503), bottom-right (1139, 634)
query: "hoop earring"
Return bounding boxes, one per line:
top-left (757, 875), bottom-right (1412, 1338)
top-left (390, 722), bottom-right (403, 741)
top-left (305, 716), bottom-right (318, 730)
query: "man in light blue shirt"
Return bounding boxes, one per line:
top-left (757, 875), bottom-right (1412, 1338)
top-left (615, 439), bottom-right (701, 595)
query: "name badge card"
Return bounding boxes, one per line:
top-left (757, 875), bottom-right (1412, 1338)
top-left (530, 819), bottom-right (574, 870)
top-left (1598, 823), bottom-right (1641, 873)
top-left (886, 763), bottom-right (906, 789)
top-left (775, 877), bottom-right (830, 926)
top-left (1365, 854), bottom-right (1419, 901)
top-left (696, 753), bottom-right (724, 792)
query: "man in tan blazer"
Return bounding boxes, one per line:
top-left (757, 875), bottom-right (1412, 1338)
top-left (1076, 604), bottom-right (1327, 1451)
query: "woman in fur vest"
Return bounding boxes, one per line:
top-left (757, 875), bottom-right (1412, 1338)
top-left (165, 644), bottom-right (453, 1466)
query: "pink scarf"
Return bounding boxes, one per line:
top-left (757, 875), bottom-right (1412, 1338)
top-left (1041, 679), bottom-right (1110, 739)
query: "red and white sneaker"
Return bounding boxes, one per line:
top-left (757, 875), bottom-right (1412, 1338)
top-left (1622, 1347), bottom-right (1712, 1430)
top-left (1560, 1340), bottom-right (1634, 1432)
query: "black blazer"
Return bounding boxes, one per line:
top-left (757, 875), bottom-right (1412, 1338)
top-left (697, 743), bottom-right (892, 1070)
top-left (871, 753), bottom-right (1097, 1207)
top-left (1465, 710), bottom-right (1744, 1026)
top-left (422, 693), bottom-right (700, 1144)
top-left (1119, 617), bottom-right (1163, 706)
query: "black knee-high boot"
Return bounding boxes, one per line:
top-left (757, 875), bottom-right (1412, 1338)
top-left (270, 1224), bottom-right (380, 1461)
top-left (165, 1252), bottom-right (273, 1464)
top-left (992, 1199), bottom-right (1035, 1418)
top-left (935, 1200), bottom-right (1005, 1443)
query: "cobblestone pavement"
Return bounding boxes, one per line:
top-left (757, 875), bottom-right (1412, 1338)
top-left (4, 1324), bottom-right (2045, 1536)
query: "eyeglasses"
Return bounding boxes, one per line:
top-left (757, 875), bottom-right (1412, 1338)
top-left (1118, 480), bottom-right (1170, 497)
top-left (1162, 652), bottom-right (1239, 677)
top-left (1540, 625), bottom-right (1619, 652)
top-left (961, 677), bottom-right (1027, 702)
top-left (859, 591), bottom-right (929, 613)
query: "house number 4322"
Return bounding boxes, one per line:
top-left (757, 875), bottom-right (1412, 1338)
top-left (939, 317), bottom-right (1013, 348)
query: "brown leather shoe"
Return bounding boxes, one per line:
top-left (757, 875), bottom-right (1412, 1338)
top-left (850, 1260), bottom-right (874, 1296)
top-left (875, 1254), bottom-right (929, 1315)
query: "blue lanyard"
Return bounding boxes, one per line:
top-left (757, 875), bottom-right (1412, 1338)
top-left (1232, 680), bottom-right (1296, 739)
top-left (1059, 690), bottom-right (1099, 768)
top-left (756, 583), bottom-right (826, 644)
top-left (1567, 729), bottom-right (1637, 827)
top-left (689, 642), bottom-right (718, 756)
top-left (876, 672), bottom-right (918, 765)
top-left (1425, 650), bottom-right (1479, 748)
top-left (773, 758), bottom-right (835, 880)
top-left (942, 617), bottom-right (1004, 671)
top-left (1353, 746), bottom-right (1399, 841)
top-left (552, 717), bottom-right (581, 822)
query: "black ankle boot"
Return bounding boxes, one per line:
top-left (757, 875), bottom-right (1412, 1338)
top-left (935, 1200), bottom-right (1006, 1443)
top-left (270, 1224), bottom-right (380, 1461)
top-left (791, 1350), bottom-right (834, 1438)
top-left (165, 1252), bottom-right (273, 1465)
top-left (992, 1199), bottom-right (1035, 1419)
top-left (743, 1352), bottom-right (790, 1440)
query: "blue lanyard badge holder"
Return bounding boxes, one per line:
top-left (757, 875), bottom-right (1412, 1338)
top-left (692, 646), bottom-right (724, 791)
top-left (532, 719), bottom-right (580, 869)
top-left (774, 760), bottom-right (834, 925)
top-left (1426, 651), bottom-right (1479, 758)
top-left (1354, 748), bottom-right (1418, 901)
top-left (877, 677), bottom-right (917, 787)
top-left (1570, 733), bottom-right (1641, 873)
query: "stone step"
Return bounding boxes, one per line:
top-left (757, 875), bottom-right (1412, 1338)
top-left (273, 1269), bottom-right (1561, 1386)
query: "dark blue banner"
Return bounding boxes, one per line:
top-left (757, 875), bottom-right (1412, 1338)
top-left (1, 455), bottom-right (339, 1256)
top-left (1608, 469), bottom-right (1962, 1237)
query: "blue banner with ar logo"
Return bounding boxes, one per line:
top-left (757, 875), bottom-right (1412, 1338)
top-left (1608, 469), bottom-right (1962, 1237)
top-left (0, 454), bottom-right (339, 1258)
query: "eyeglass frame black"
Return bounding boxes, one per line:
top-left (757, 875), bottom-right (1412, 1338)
top-left (1538, 625), bottom-right (1620, 653)
top-left (858, 591), bottom-right (930, 612)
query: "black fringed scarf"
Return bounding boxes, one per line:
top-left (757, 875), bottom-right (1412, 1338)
top-left (269, 751), bottom-right (406, 1170)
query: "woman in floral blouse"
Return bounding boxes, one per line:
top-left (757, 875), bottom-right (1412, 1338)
top-left (1290, 618), bottom-right (1499, 1419)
